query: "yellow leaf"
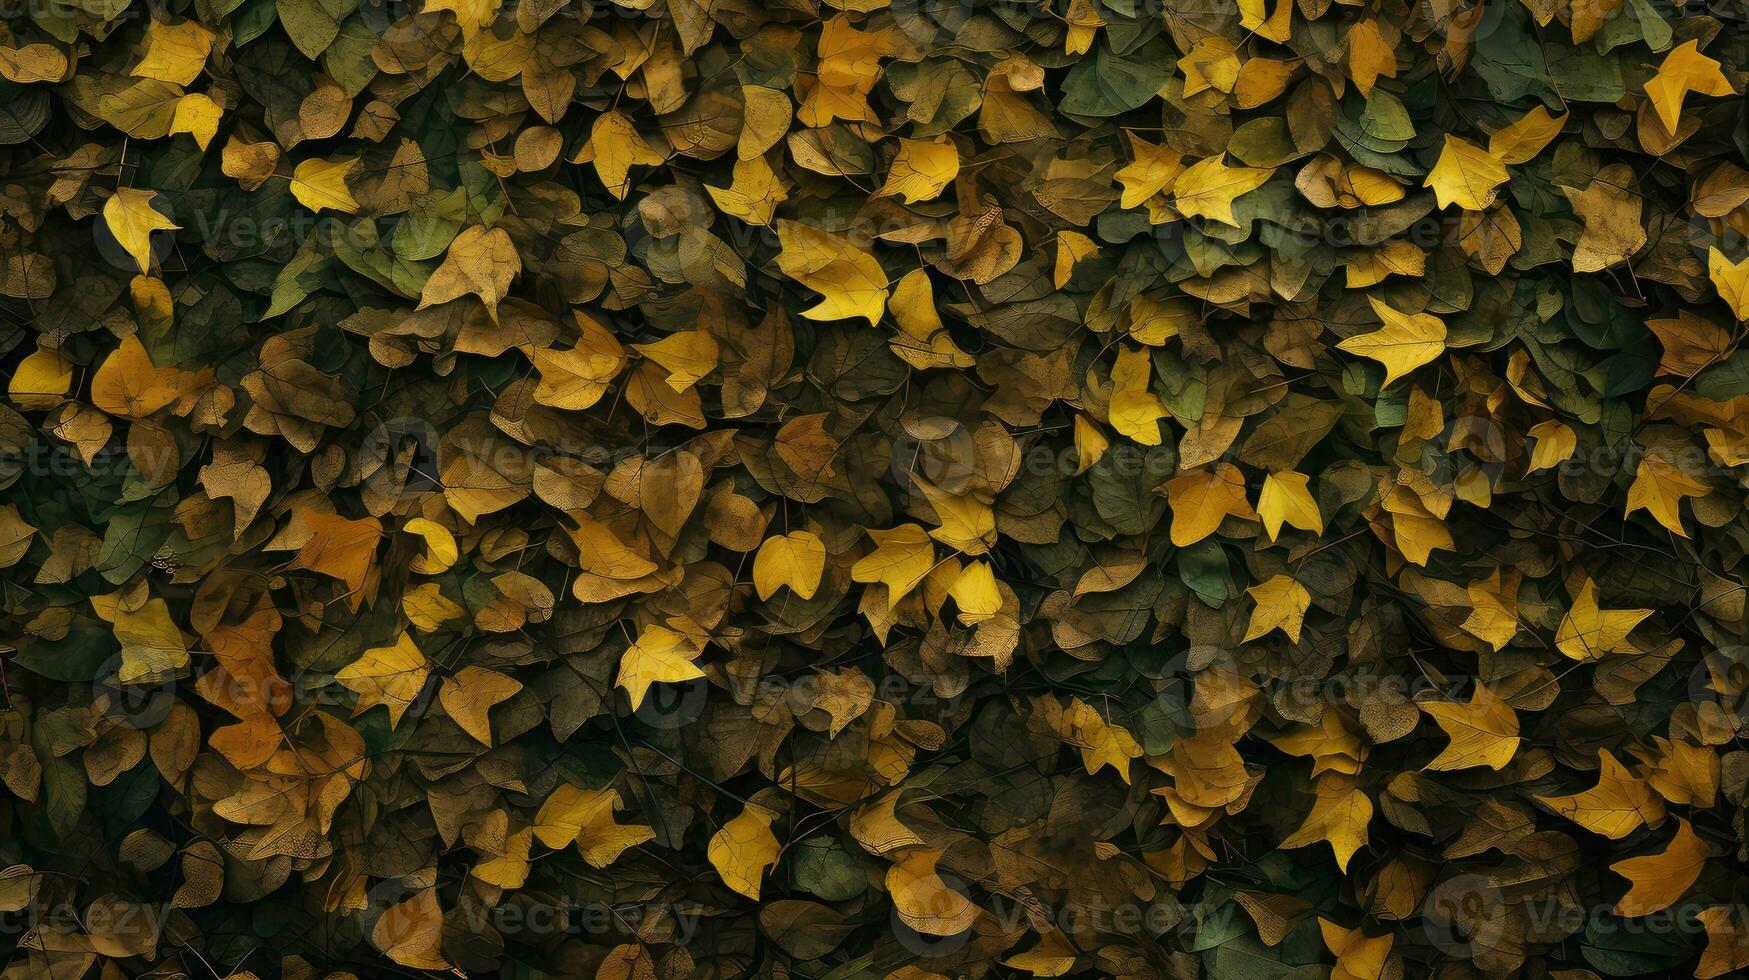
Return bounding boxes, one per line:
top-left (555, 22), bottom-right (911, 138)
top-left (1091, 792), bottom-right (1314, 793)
top-left (1645, 310), bottom-right (1733, 376)
top-left (1612, 818), bottom-right (1709, 916)
top-left (418, 225), bottom-right (521, 321)
top-left (1127, 293), bottom-right (1195, 344)
top-left (706, 156), bottom-right (788, 225)
top-left (1238, 0), bottom-right (1292, 42)
top-left (288, 156), bottom-right (359, 213)
top-left (754, 531), bottom-right (826, 601)
top-left (533, 784), bottom-right (655, 867)
top-left (424, 0), bottom-right (501, 37)
top-left (1626, 450), bottom-right (1709, 537)
top-left (1525, 420), bottom-right (1576, 473)
top-left (1645, 39), bottom-right (1736, 134)
top-left (1708, 246), bottom-right (1749, 320)
top-left (632, 330), bottom-right (719, 392)
top-left (1062, 0), bottom-right (1104, 55)
top-left (850, 523), bottom-right (935, 608)
top-left (371, 889), bottom-right (450, 970)
top-left (1343, 237), bottom-right (1425, 287)
top-left (221, 135), bottom-right (280, 191)
top-left (1073, 414), bottom-right (1108, 474)
top-left (1555, 576), bottom-right (1652, 661)
top-left (877, 136), bottom-right (959, 204)
top-left (102, 188), bottom-right (180, 274)
top-left (336, 633), bottom-right (431, 729)
top-left (888, 269), bottom-right (973, 369)
top-left (1268, 705), bottom-right (1365, 778)
top-left (1257, 470), bottom-right (1323, 540)
top-left (1346, 167), bottom-right (1406, 206)
top-left (287, 509), bottom-right (382, 605)
top-left (568, 515), bottom-right (659, 582)
top-left (1243, 574), bottom-right (1311, 643)
top-left (0, 503), bottom-right (35, 569)
top-left (578, 110), bottom-right (665, 199)
top-left (1536, 749), bottom-right (1666, 839)
top-left (707, 804), bottom-right (780, 900)
top-left (91, 336), bottom-right (193, 419)
top-left (738, 85), bottom-right (791, 160)
top-left (404, 582), bottom-right (465, 632)
top-left (798, 16), bottom-right (894, 127)
top-left (1460, 568), bottom-right (1520, 651)
top-left (532, 311), bottom-right (626, 410)
top-left (1346, 19), bottom-right (1397, 97)
top-left (1697, 906), bottom-right (1749, 979)
top-left (1234, 55), bottom-right (1297, 109)
top-left (1319, 919), bottom-right (1394, 980)
top-left (1053, 230), bottom-right (1098, 288)
top-left (1561, 164), bottom-right (1645, 273)
top-left (948, 560), bottom-right (1001, 626)
top-left (90, 592), bottom-right (190, 685)
top-left (132, 18), bottom-right (214, 86)
top-left (439, 666), bottom-right (521, 747)
top-left (1380, 484), bottom-right (1453, 567)
top-left (1164, 462), bottom-right (1256, 547)
top-left (9, 348), bottom-right (72, 410)
top-left (1034, 694), bottom-right (1142, 783)
top-left (402, 518), bottom-right (457, 575)
top-left (1337, 296), bottom-right (1447, 387)
top-left (776, 219), bottom-right (889, 326)
top-left (1180, 37), bottom-right (1240, 97)
top-left (1424, 135), bottom-right (1508, 211)
top-left (1488, 106), bottom-right (1567, 164)
top-left (1115, 133), bottom-right (1184, 210)
top-left (472, 824), bottom-right (533, 889)
top-left (915, 476), bottom-right (997, 555)
top-left (1173, 156), bottom-right (1274, 227)
top-left (169, 93), bottom-right (222, 150)
top-left (887, 848), bottom-right (978, 936)
top-left (1279, 773), bottom-right (1371, 872)
top-left (1421, 682), bottom-right (1520, 771)
top-left (0, 44), bottom-right (69, 84)
top-left (617, 624), bottom-right (705, 711)
top-left (1109, 345), bottom-right (1168, 446)
top-left (1002, 926), bottom-right (1078, 977)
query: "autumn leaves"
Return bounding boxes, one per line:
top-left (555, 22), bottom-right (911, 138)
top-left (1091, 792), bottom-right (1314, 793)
top-left (16, 0), bottom-right (1749, 972)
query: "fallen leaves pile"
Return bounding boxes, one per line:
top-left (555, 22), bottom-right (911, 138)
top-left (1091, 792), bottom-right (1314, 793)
top-left (8, 0), bottom-right (1749, 978)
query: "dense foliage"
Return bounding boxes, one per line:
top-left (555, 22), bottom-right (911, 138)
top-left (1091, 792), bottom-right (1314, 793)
top-left (5, 0), bottom-right (1749, 977)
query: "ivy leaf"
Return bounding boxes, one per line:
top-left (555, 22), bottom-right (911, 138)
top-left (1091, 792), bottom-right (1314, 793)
top-left (288, 156), bottom-right (360, 213)
top-left (101, 189), bottom-right (179, 274)
top-left (336, 633), bottom-right (431, 729)
top-left (753, 531), bottom-right (826, 601)
top-left (708, 804), bottom-right (781, 900)
top-left (616, 625), bottom-right (706, 711)
top-left (1336, 297), bottom-right (1447, 387)
top-left (1424, 135), bottom-right (1508, 211)
top-left (1611, 819), bottom-right (1709, 916)
top-left (775, 219), bottom-right (890, 325)
top-left (1644, 40), bottom-right (1736, 133)
top-left (1420, 682), bottom-right (1520, 771)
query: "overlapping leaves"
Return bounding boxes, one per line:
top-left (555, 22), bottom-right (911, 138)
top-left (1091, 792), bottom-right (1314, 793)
top-left (4, 1), bottom-right (1749, 979)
